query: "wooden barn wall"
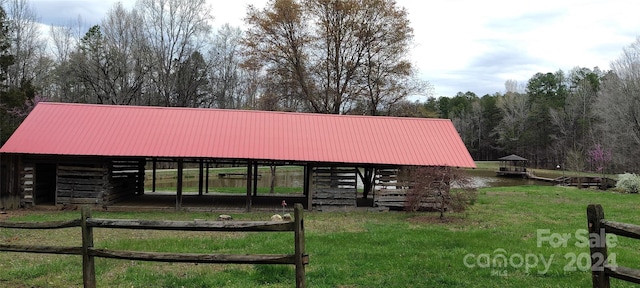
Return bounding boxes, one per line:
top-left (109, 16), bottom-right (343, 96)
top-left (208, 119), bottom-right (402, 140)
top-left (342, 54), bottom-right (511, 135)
top-left (0, 154), bottom-right (23, 209)
top-left (107, 159), bottom-right (145, 205)
top-left (21, 164), bottom-right (34, 206)
top-left (57, 158), bottom-right (145, 206)
top-left (311, 166), bottom-right (357, 209)
top-left (374, 166), bottom-right (451, 211)
top-left (57, 162), bottom-right (109, 205)
top-left (10, 156), bottom-right (145, 207)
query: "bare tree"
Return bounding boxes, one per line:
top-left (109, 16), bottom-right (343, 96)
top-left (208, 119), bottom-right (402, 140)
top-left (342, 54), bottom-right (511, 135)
top-left (5, 0), bottom-right (51, 87)
top-left (404, 166), bottom-right (476, 218)
top-left (597, 37), bottom-right (640, 171)
top-left (208, 24), bottom-right (245, 109)
top-left (49, 25), bottom-right (74, 63)
top-left (243, 0), bottom-right (313, 112)
top-left (47, 17), bottom-right (88, 102)
top-left (306, 0), bottom-right (367, 114)
top-left (549, 68), bottom-right (601, 165)
top-left (101, 3), bottom-right (148, 105)
top-left (452, 100), bottom-right (482, 156)
top-left (494, 90), bottom-right (529, 155)
top-left (243, 0), bottom-right (418, 114)
top-left (137, 0), bottom-right (213, 106)
top-left (357, 0), bottom-right (426, 115)
top-left (504, 79), bottom-right (525, 94)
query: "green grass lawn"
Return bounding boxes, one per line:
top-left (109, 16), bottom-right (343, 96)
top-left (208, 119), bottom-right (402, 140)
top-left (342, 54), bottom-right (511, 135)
top-left (145, 165), bottom-right (305, 194)
top-left (1, 185), bottom-right (639, 287)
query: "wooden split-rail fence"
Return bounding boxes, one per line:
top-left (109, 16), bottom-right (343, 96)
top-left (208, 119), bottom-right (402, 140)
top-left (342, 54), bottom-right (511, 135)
top-left (587, 204), bottom-right (640, 287)
top-left (0, 203), bottom-right (308, 288)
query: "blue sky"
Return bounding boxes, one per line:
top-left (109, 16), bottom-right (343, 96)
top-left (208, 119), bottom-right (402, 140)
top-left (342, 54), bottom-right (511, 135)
top-left (29, 0), bottom-right (640, 97)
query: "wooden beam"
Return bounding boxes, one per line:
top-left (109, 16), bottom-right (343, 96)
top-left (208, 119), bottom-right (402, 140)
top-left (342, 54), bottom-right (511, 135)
top-left (176, 159), bottom-right (183, 210)
top-left (587, 204), bottom-right (609, 288)
top-left (0, 219), bottom-right (81, 229)
top-left (152, 158), bottom-right (157, 193)
top-left (0, 244), bottom-right (82, 255)
top-left (302, 165), bottom-right (309, 199)
top-left (205, 162), bottom-right (209, 194)
top-left (306, 165), bottom-right (313, 210)
top-left (86, 218), bottom-right (294, 231)
top-left (81, 207), bottom-right (96, 288)
top-left (90, 249), bottom-right (297, 264)
top-left (253, 163), bottom-right (258, 197)
top-left (605, 265), bottom-right (640, 284)
top-left (198, 160), bottom-right (204, 196)
top-left (246, 160), bottom-right (253, 212)
top-left (137, 159), bottom-right (145, 195)
top-left (294, 203), bottom-right (306, 288)
top-left (603, 220), bottom-right (640, 240)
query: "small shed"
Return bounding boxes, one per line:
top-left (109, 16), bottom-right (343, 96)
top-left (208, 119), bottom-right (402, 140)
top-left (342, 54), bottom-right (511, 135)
top-left (496, 154), bottom-right (528, 177)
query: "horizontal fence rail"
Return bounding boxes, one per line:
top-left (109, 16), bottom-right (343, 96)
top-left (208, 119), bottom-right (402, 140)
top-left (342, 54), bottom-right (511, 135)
top-left (587, 204), bottom-right (640, 287)
top-left (0, 203), bottom-right (307, 288)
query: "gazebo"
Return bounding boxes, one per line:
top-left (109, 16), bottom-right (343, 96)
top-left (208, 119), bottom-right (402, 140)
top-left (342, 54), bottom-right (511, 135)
top-left (496, 154), bottom-right (528, 177)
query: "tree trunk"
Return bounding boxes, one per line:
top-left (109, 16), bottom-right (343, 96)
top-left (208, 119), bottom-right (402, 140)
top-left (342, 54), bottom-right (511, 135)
top-left (270, 165), bottom-right (276, 194)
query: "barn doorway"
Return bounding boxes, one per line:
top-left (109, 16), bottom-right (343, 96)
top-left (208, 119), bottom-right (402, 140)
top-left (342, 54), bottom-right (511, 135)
top-left (34, 163), bottom-right (56, 205)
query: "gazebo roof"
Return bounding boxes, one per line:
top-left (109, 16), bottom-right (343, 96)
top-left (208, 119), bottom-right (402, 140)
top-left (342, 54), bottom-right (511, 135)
top-left (498, 154), bottom-right (528, 161)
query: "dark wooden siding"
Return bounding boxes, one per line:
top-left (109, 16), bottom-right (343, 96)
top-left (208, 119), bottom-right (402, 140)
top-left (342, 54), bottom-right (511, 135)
top-left (311, 167), bottom-right (357, 209)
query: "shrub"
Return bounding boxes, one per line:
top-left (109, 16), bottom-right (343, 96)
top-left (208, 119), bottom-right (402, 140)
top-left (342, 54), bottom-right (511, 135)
top-left (403, 166), bottom-right (477, 217)
top-left (615, 173), bottom-right (640, 193)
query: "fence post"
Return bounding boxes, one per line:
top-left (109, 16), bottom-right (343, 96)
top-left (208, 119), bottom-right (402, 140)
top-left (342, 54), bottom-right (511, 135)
top-left (294, 203), bottom-right (306, 288)
top-left (81, 206), bottom-right (96, 288)
top-left (587, 204), bottom-right (609, 288)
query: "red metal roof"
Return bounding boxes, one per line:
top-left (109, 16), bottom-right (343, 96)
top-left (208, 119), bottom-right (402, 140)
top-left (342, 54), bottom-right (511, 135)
top-left (0, 103), bottom-right (475, 167)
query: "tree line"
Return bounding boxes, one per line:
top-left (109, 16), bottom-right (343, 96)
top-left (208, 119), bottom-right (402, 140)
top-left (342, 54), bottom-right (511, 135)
top-left (0, 0), bottom-right (639, 173)
top-left (417, 60), bottom-right (638, 174)
top-left (0, 0), bottom-right (427, 140)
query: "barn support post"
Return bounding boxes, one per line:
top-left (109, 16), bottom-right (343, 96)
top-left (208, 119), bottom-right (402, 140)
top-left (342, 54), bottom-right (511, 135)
top-left (246, 160), bottom-right (253, 212)
top-left (305, 164), bottom-right (313, 210)
top-left (176, 159), bottom-right (183, 210)
top-left (205, 162), bottom-right (209, 194)
top-left (252, 163), bottom-right (258, 197)
top-left (54, 163), bottom-right (59, 206)
top-left (302, 165), bottom-right (309, 203)
top-left (152, 158), bottom-right (157, 193)
top-left (137, 159), bottom-right (145, 195)
top-left (198, 160), bottom-right (204, 196)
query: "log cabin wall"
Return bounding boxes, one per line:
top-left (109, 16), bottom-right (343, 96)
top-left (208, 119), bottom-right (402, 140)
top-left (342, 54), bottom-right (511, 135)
top-left (374, 167), bottom-right (406, 209)
top-left (107, 159), bottom-right (145, 205)
top-left (311, 166), bottom-right (357, 210)
top-left (21, 165), bottom-right (34, 206)
top-left (1, 154), bottom-right (23, 209)
top-left (57, 163), bottom-right (109, 206)
top-left (16, 157), bottom-right (145, 207)
top-left (374, 166), bottom-right (452, 211)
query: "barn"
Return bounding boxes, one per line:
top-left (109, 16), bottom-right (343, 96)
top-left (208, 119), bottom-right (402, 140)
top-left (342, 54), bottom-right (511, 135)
top-left (0, 102), bottom-right (474, 211)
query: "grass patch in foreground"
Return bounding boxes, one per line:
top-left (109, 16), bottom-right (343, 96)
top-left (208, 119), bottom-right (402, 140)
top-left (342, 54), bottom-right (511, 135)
top-left (1, 185), bottom-right (639, 287)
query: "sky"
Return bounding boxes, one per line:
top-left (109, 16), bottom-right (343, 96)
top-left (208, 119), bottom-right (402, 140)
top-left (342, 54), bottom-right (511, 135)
top-left (27, 0), bottom-right (640, 97)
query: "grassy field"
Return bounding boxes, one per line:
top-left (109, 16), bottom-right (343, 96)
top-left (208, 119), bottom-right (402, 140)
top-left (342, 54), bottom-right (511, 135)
top-left (145, 165), bottom-right (304, 194)
top-left (1, 185), bottom-right (639, 287)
